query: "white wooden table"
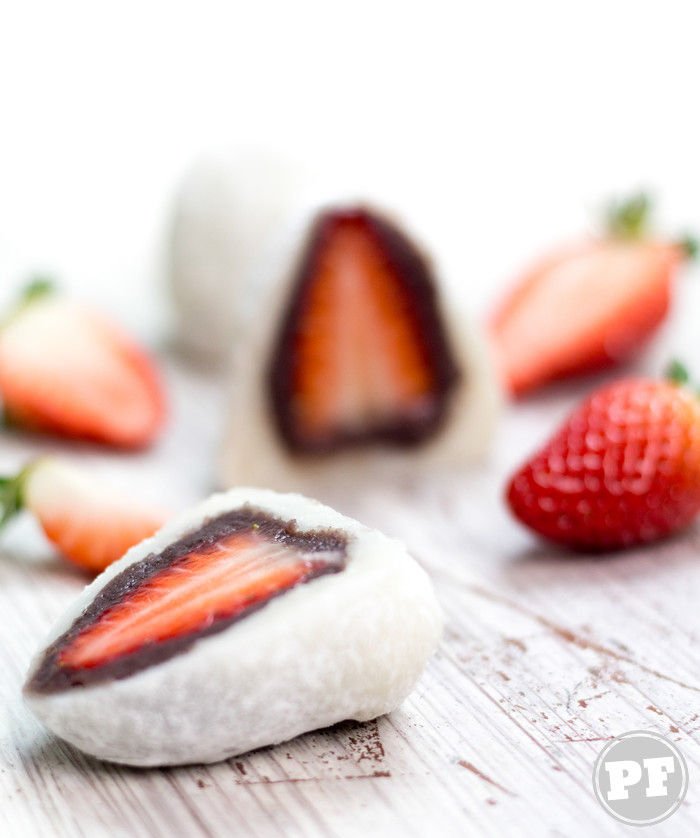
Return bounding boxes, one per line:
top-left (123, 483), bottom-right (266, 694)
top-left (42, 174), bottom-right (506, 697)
top-left (2, 355), bottom-right (699, 837)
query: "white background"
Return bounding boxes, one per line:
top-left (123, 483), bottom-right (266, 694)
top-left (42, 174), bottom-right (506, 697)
top-left (1, 1), bottom-right (700, 346)
top-left (3, 8), bottom-right (700, 836)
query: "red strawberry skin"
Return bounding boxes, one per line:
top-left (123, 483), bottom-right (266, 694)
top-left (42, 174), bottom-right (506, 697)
top-left (491, 240), bottom-right (683, 397)
top-left (0, 295), bottom-right (165, 448)
top-left (507, 378), bottom-right (700, 550)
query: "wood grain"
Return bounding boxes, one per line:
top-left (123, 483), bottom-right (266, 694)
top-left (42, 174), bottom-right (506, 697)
top-left (2, 358), bottom-right (699, 837)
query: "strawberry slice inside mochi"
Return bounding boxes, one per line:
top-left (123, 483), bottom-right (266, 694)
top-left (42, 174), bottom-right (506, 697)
top-left (268, 208), bottom-right (461, 454)
top-left (28, 508), bottom-right (347, 692)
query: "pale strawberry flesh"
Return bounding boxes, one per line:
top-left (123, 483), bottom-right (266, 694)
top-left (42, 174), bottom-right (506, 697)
top-left (0, 297), bottom-right (164, 447)
top-left (491, 241), bottom-right (679, 396)
top-left (23, 457), bottom-right (166, 574)
top-left (28, 508), bottom-right (347, 691)
top-left (268, 208), bottom-right (460, 453)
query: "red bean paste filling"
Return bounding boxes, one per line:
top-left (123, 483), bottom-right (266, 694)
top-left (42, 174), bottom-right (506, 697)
top-left (28, 507), bottom-right (347, 693)
top-left (268, 207), bottom-right (462, 454)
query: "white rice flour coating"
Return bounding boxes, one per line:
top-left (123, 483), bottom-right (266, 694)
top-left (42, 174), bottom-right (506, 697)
top-left (24, 488), bottom-right (443, 767)
top-left (220, 208), bottom-right (502, 494)
top-left (168, 151), bottom-right (309, 362)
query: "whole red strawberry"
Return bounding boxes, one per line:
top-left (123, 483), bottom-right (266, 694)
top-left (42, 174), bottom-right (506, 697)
top-left (507, 369), bottom-right (700, 550)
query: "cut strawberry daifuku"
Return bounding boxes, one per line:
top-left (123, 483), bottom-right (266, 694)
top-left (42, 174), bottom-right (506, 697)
top-left (268, 208), bottom-right (461, 453)
top-left (30, 508), bottom-right (346, 691)
top-left (24, 488), bottom-right (442, 766)
top-left (220, 205), bottom-right (501, 494)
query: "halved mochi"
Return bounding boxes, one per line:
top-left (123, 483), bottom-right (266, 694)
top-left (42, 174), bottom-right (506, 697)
top-left (221, 205), bottom-right (500, 493)
top-left (24, 488), bottom-right (442, 766)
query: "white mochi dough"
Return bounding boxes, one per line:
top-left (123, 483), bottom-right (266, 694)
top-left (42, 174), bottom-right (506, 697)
top-left (24, 488), bottom-right (443, 767)
top-left (168, 151), bottom-right (308, 361)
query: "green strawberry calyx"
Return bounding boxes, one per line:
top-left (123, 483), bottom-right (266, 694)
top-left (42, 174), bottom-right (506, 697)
top-left (0, 463), bottom-right (34, 531)
top-left (606, 193), bottom-right (651, 241)
top-left (15, 275), bottom-right (56, 311)
top-left (605, 193), bottom-right (697, 260)
top-left (677, 235), bottom-right (698, 260)
top-left (664, 359), bottom-right (700, 393)
top-left (1, 276), bottom-right (58, 332)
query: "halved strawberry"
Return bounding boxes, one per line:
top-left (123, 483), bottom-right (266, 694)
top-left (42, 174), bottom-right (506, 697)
top-left (29, 507), bottom-right (346, 689)
top-left (0, 280), bottom-right (165, 447)
top-left (490, 195), bottom-right (694, 397)
top-left (268, 207), bottom-right (460, 453)
top-left (60, 530), bottom-right (341, 671)
top-left (0, 457), bottom-right (167, 573)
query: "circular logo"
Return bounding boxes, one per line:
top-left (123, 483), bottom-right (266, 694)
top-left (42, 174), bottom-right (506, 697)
top-left (593, 730), bottom-right (688, 826)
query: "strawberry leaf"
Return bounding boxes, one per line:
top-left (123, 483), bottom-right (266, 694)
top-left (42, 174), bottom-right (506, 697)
top-left (678, 235), bottom-right (699, 261)
top-left (0, 473), bottom-right (25, 530)
top-left (20, 276), bottom-right (56, 305)
top-left (606, 193), bottom-right (651, 240)
top-left (665, 359), bottom-right (691, 386)
top-left (1, 276), bottom-right (58, 330)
